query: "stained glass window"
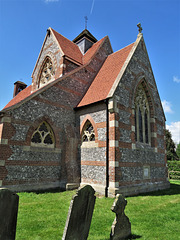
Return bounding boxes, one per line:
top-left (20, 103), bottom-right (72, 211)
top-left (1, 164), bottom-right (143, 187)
top-left (134, 84), bottom-right (150, 144)
top-left (139, 108), bottom-right (143, 142)
top-left (135, 109), bottom-right (137, 141)
top-left (145, 110), bottom-right (149, 144)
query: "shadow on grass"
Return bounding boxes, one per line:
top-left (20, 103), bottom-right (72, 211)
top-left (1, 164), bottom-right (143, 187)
top-left (21, 188), bottom-right (65, 194)
top-left (99, 234), bottom-right (142, 240)
top-left (128, 234), bottom-right (142, 239)
top-left (130, 183), bottom-right (180, 198)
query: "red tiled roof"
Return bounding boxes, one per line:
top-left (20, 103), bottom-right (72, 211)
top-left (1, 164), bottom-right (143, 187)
top-left (2, 29), bottom-right (134, 111)
top-left (3, 85), bottom-right (32, 110)
top-left (2, 37), bottom-right (106, 111)
top-left (51, 28), bottom-right (83, 65)
top-left (77, 43), bottom-right (134, 107)
top-left (52, 28), bottom-right (107, 65)
top-left (83, 37), bottom-right (106, 64)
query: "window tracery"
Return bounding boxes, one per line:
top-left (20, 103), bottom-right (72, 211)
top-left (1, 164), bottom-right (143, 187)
top-left (134, 84), bottom-right (150, 144)
top-left (82, 121), bottom-right (95, 143)
top-left (39, 57), bottom-right (55, 88)
top-left (31, 122), bottom-right (55, 148)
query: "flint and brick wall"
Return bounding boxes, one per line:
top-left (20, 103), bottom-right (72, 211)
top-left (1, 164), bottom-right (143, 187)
top-left (0, 36), bottom-right (112, 192)
top-left (0, 32), bottom-right (169, 196)
top-left (76, 103), bottom-right (107, 188)
top-left (108, 36), bottom-right (169, 195)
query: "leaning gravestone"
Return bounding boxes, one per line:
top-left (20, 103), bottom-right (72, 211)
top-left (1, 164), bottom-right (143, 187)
top-left (0, 188), bottom-right (19, 240)
top-left (62, 185), bottom-right (96, 240)
top-left (110, 194), bottom-right (131, 240)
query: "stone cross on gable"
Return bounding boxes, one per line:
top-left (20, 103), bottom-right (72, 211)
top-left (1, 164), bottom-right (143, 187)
top-left (137, 23), bottom-right (143, 33)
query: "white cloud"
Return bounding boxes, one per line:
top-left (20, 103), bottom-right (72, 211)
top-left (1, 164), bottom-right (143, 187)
top-left (44, 0), bottom-right (59, 3)
top-left (161, 100), bottom-right (173, 113)
top-left (173, 76), bottom-right (180, 83)
top-left (166, 121), bottom-right (180, 144)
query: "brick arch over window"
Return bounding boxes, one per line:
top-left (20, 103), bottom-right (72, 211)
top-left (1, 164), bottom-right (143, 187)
top-left (80, 115), bottom-right (98, 143)
top-left (38, 56), bottom-right (55, 88)
top-left (133, 78), bottom-right (155, 145)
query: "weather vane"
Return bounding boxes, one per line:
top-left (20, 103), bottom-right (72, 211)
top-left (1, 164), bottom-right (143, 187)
top-left (137, 23), bottom-right (143, 33)
top-left (85, 16), bottom-right (88, 29)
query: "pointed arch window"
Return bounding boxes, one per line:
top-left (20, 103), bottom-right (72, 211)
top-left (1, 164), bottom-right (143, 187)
top-left (145, 110), bottom-right (149, 143)
top-left (134, 84), bottom-right (151, 144)
top-left (39, 57), bottom-right (55, 88)
top-left (31, 121), bottom-right (55, 148)
top-left (82, 120), bottom-right (95, 143)
top-left (138, 108), bottom-right (143, 142)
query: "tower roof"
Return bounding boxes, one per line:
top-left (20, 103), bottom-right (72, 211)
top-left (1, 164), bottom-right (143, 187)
top-left (73, 29), bottom-right (97, 44)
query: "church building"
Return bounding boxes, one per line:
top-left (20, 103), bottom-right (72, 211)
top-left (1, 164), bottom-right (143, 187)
top-left (0, 25), bottom-right (170, 196)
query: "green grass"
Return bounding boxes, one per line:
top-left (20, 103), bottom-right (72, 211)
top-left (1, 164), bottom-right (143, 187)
top-left (16, 180), bottom-right (180, 240)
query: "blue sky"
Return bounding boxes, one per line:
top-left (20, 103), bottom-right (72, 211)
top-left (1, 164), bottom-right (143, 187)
top-left (0, 0), bottom-right (180, 143)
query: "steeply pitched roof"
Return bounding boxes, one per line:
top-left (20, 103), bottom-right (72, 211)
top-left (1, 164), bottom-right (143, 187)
top-left (77, 42), bottom-right (135, 107)
top-left (51, 28), bottom-right (83, 64)
top-left (2, 35), bottom-right (108, 111)
top-left (3, 85), bottom-right (32, 110)
top-left (52, 28), bottom-right (104, 65)
top-left (2, 29), bottom-right (138, 112)
top-left (83, 36), bottom-right (107, 64)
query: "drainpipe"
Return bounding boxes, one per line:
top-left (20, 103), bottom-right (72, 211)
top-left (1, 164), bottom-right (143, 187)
top-left (105, 99), bottom-right (109, 197)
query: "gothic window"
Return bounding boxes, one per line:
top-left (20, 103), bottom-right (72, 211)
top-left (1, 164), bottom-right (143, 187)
top-left (134, 84), bottom-right (151, 144)
top-left (82, 120), bottom-right (95, 143)
top-left (31, 122), bottom-right (55, 148)
top-left (145, 110), bottom-right (149, 144)
top-left (134, 109), bottom-right (137, 141)
top-left (39, 57), bottom-right (55, 88)
top-left (138, 108), bottom-right (143, 142)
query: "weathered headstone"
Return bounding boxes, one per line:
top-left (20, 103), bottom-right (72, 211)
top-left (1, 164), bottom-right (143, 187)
top-left (110, 194), bottom-right (131, 240)
top-left (0, 188), bottom-right (19, 240)
top-left (62, 185), bottom-right (96, 240)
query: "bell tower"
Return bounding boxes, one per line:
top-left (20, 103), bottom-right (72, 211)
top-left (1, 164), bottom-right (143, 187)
top-left (73, 29), bottom-right (97, 54)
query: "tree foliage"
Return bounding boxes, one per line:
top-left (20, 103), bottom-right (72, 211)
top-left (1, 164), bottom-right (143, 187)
top-left (165, 129), bottom-right (178, 161)
top-left (176, 143), bottom-right (180, 160)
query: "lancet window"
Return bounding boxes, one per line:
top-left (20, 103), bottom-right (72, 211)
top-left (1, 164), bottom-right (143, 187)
top-left (31, 122), bottom-right (55, 148)
top-left (134, 84), bottom-right (151, 144)
top-left (39, 57), bottom-right (55, 88)
top-left (82, 120), bottom-right (95, 142)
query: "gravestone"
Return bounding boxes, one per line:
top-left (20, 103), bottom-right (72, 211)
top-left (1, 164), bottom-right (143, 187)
top-left (0, 188), bottom-right (19, 240)
top-left (110, 194), bottom-right (131, 240)
top-left (62, 185), bottom-right (96, 240)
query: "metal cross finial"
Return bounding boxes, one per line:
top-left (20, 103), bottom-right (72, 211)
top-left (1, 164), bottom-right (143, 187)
top-left (137, 23), bottom-right (143, 33)
top-left (85, 16), bottom-right (88, 29)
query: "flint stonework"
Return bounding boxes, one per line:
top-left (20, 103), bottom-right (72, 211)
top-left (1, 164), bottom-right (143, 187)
top-left (110, 194), bottom-right (131, 240)
top-left (62, 185), bottom-right (96, 240)
top-left (0, 188), bottom-right (19, 240)
top-left (0, 27), bottom-right (169, 197)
